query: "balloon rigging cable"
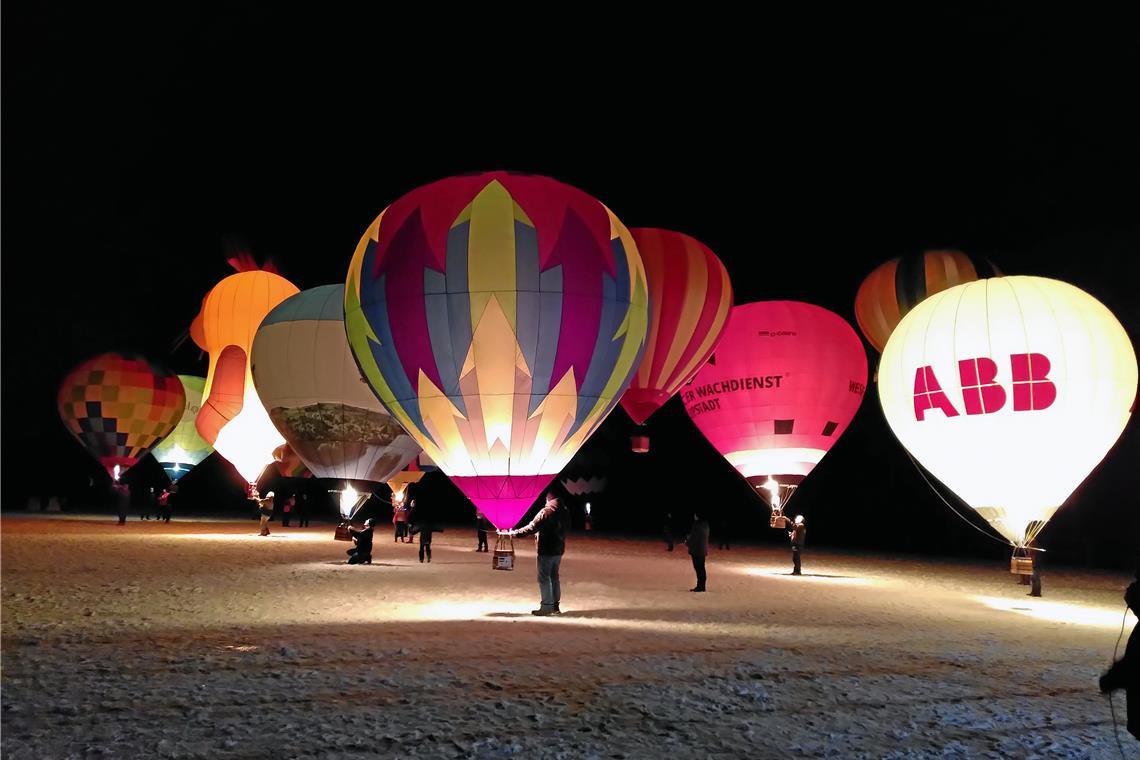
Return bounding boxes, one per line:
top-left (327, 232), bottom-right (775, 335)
top-left (899, 446), bottom-right (1009, 547)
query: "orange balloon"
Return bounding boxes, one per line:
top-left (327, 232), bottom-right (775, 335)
top-left (855, 250), bottom-right (998, 353)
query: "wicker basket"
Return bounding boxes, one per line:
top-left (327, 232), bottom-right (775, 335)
top-left (1010, 557), bottom-right (1034, 576)
top-left (493, 534), bottom-right (515, 571)
top-left (334, 522), bottom-right (353, 542)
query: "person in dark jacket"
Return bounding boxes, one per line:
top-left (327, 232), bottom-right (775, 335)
top-left (296, 492), bottom-right (311, 528)
top-left (475, 511), bottom-right (491, 552)
top-left (686, 514), bottom-right (710, 592)
top-left (788, 515), bottom-right (806, 575)
top-left (347, 518), bottom-right (375, 564)
top-left (1100, 574), bottom-right (1140, 740)
top-left (508, 493), bottom-right (568, 616)
top-left (141, 487), bottom-right (157, 520)
top-left (409, 500), bottom-right (439, 563)
top-left (113, 482), bottom-right (130, 525)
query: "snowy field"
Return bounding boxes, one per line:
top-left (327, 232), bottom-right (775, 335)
top-left (2, 515), bottom-right (1136, 759)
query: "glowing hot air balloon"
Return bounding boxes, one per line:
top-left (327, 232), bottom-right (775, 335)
top-left (855, 250), bottom-right (999, 353)
top-left (192, 261), bottom-right (300, 491)
top-left (345, 172), bottom-right (650, 530)
top-left (151, 375), bottom-right (212, 481)
top-left (251, 285), bottom-right (421, 482)
top-left (682, 302), bottom-right (868, 519)
top-left (57, 352), bottom-right (186, 479)
top-left (619, 228), bottom-right (732, 448)
top-left (878, 276), bottom-right (1137, 550)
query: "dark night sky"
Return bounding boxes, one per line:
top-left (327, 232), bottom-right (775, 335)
top-left (3, 7), bottom-right (1138, 566)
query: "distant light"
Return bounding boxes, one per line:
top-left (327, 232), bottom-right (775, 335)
top-left (585, 502), bottom-right (591, 514)
top-left (112, 464), bottom-right (121, 482)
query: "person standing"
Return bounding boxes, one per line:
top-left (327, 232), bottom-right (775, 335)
top-left (281, 494), bottom-right (295, 527)
top-left (507, 493), bottom-right (569, 616)
top-left (296, 492), bottom-right (310, 528)
top-left (113, 482), bottom-right (130, 525)
top-left (1099, 573), bottom-right (1140, 740)
top-left (393, 499), bottom-right (410, 543)
top-left (256, 490), bottom-right (275, 536)
top-left (410, 499), bottom-right (438, 563)
top-left (663, 510), bottom-right (674, 552)
top-left (141, 487), bottom-right (157, 520)
top-left (475, 511), bottom-right (491, 552)
top-left (788, 515), bottom-right (806, 575)
top-left (686, 514), bottom-right (709, 592)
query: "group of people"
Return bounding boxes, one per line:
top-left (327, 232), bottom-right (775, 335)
top-left (250, 491), bottom-right (310, 536)
top-left (112, 482), bottom-right (177, 525)
top-left (342, 497), bottom-right (440, 565)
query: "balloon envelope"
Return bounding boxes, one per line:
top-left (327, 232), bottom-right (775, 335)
top-left (855, 250), bottom-right (998, 353)
top-left (273, 443), bottom-right (313, 479)
top-left (620, 228), bottom-right (732, 425)
top-left (193, 269), bottom-right (300, 484)
top-left (150, 375), bottom-right (212, 481)
top-left (878, 276), bottom-right (1137, 545)
top-left (57, 352), bottom-right (186, 479)
top-left (252, 285), bottom-right (421, 482)
top-left (683, 302), bottom-right (868, 508)
top-left (345, 172), bottom-right (650, 529)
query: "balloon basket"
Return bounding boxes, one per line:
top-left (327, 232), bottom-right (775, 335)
top-left (631, 430), bottom-right (650, 453)
top-left (1010, 557), bottom-right (1034, 576)
top-left (770, 509), bottom-right (787, 529)
top-left (493, 535), bottom-right (515, 571)
top-left (334, 522), bottom-right (353, 542)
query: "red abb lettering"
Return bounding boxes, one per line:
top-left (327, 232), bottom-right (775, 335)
top-left (958, 357), bottom-right (1006, 415)
top-left (912, 353), bottom-right (1056, 421)
top-left (1010, 352), bottom-right (1056, 411)
top-left (913, 366), bottom-right (960, 421)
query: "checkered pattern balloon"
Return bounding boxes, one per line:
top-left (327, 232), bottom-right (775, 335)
top-left (57, 352), bottom-right (186, 478)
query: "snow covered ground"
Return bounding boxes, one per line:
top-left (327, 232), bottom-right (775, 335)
top-left (2, 515), bottom-right (1136, 759)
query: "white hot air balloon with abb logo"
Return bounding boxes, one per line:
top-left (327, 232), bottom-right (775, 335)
top-left (878, 276), bottom-right (1136, 556)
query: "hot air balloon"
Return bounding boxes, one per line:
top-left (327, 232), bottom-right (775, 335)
top-left (272, 443), bottom-right (313, 478)
top-left (151, 375), bottom-right (212, 481)
top-left (619, 228), bottom-right (733, 450)
top-left (345, 172), bottom-right (650, 530)
top-left (682, 302), bottom-right (868, 522)
top-left (57, 352), bottom-right (186, 480)
top-left (251, 284), bottom-right (421, 482)
top-left (855, 250), bottom-right (999, 353)
top-left (192, 261), bottom-right (300, 492)
top-left (878, 276), bottom-right (1137, 557)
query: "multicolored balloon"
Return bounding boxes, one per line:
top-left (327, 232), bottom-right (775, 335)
top-left (57, 352), bottom-right (186, 479)
top-left (252, 285), bottom-right (421, 482)
top-left (150, 375), bottom-right (212, 481)
top-left (682, 302), bottom-right (868, 513)
top-left (345, 172), bottom-right (650, 529)
top-left (192, 263), bottom-right (300, 487)
top-left (878, 276), bottom-right (1137, 547)
top-left (620, 228), bottom-right (732, 427)
top-left (855, 250), bottom-right (998, 353)
top-left (272, 443), bottom-right (313, 479)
